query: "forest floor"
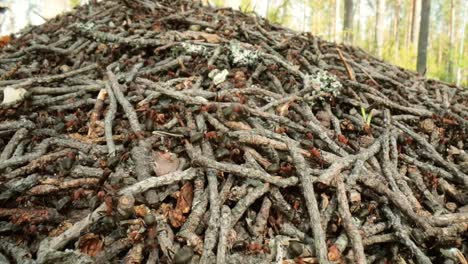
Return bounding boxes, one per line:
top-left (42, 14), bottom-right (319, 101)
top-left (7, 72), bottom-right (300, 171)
top-left (0, 0), bottom-right (467, 263)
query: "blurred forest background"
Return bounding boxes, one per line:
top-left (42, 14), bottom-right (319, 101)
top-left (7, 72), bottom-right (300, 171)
top-left (0, 0), bottom-right (466, 86)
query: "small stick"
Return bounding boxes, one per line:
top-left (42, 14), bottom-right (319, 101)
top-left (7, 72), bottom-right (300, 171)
top-left (0, 208), bottom-right (62, 225)
top-left (287, 142), bottom-right (329, 263)
top-left (199, 141), bottom-right (221, 264)
top-left (362, 233), bottom-right (397, 246)
top-left (123, 243), bottom-right (144, 264)
top-left (252, 196), bottom-right (272, 242)
top-left (104, 82), bottom-right (117, 156)
top-left (155, 213), bottom-right (176, 260)
top-left (87, 88), bottom-right (107, 138)
top-left (5, 63), bottom-right (98, 89)
top-left (187, 146), bottom-right (298, 187)
top-left (320, 195), bottom-right (337, 231)
top-left (131, 140), bottom-right (159, 205)
top-left (325, 103), bottom-right (342, 136)
top-left (0, 174), bottom-right (39, 201)
top-left (6, 149), bottom-right (73, 179)
top-left (94, 238), bottom-right (132, 264)
top-left (360, 175), bottom-right (435, 235)
top-left (178, 174), bottom-right (207, 253)
top-left (395, 121), bottom-right (468, 187)
top-left (40, 168), bottom-right (198, 256)
top-left (0, 239), bottom-right (35, 264)
top-left (229, 183), bottom-right (270, 229)
top-left (335, 174), bottom-right (366, 264)
top-left (279, 221), bottom-right (315, 245)
top-left (336, 47), bottom-right (356, 81)
top-left (0, 127), bottom-right (29, 162)
top-left (268, 187), bottom-right (297, 221)
top-left (0, 138), bottom-right (52, 170)
top-left (216, 205), bottom-right (231, 264)
top-left (382, 206), bottom-right (432, 264)
top-left (361, 222), bottom-right (389, 237)
top-left (317, 137), bottom-right (382, 185)
top-left (107, 69), bottom-right (143, 135)
top-left (27, 178), bottom-right (99, 195)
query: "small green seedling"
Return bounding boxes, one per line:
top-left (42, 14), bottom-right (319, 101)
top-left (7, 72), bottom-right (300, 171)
top-left (360, 106), bottom-right (373, 126)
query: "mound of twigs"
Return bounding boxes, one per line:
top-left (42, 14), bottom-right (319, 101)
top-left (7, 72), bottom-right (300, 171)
top-left (0, 0), bottom-right (467, 263)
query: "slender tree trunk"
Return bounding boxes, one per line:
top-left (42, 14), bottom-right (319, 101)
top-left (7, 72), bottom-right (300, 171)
top-left (456, 1), bottom-right (467, 86)
top-left (417, 0), bottom-right (431, 74)
top-left (302, 0), bottom-right (307, 32)
top-left (375, 0), bottom-right (385, 58)
top-left (393, 0), bottom-right (401, 61)
top-left (328, 0), bottom-right (333, 39)
top-left (437, 33), bottom-right (442, 65)
top-left (354, 0), bottom-right (361, 44)
top-left (405, 0), bottom-right (413, 47)
top-left (265, 0), bottom-right (270, 18)
top-left (343, 0), bottom-right (353, 43)
top-left (334, 0), bottom-right (340, 42)
top-left (447, 0), bottom-right (455, 81)
top-left (411, 0), bottom-right (421, 45)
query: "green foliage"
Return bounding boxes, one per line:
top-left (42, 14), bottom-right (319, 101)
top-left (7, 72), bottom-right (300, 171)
top-left (212, 0), bottom-right (224, 7)
top-left (266, 0), bottom-right (291, 25)
top-left (70, 0), bottom-right (80, 7)
top-left (240, 0), bottom-right (254, 13)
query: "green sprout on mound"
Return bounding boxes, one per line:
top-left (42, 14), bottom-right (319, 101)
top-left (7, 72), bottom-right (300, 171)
top-left (360, 106), bottom-right (373, 126)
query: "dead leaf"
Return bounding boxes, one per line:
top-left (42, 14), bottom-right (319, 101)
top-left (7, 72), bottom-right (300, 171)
top-left (200, 33), bottom-right (222, 43)
top-left (442, 118), bottom-right (458, 125)
top-left (177, 182), bottom-right (193, 214)
top-left (276, 99), bottom-right (295, 116)
top-left (152, 151), bottom-right (180, 176)
top-left (87, 120), bottom-right (105, 138)
top-left (49, 221), bottom-right (73, 237)
top-left (169, 209), bottom-right (186, 228)
top-left (320, 193), bottom-right (329, 209)
top-left (0, 35), bottom-right (11, 48)
top-left (152, 21), bottom-right (164, 32)
top-left (134, 204), bottom-right (151, 218)
top-left (168, 183), bottom-right (193, 228)
top-left (78, 233), bottom-right (103, 257)
top-left (224, 121), bottom-right (251, 130)
top-left (180, 31), bottom-right (223, 43)
top-left (327, 244), bottom-right (343, 262)
top-left (158, 203), bottom-right (173, 218)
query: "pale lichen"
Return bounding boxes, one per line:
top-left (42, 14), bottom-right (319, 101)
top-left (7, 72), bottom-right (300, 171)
top-left (208, 69), bottom-right (229, 85)
top-left (304, 70), bottom-right (343, 102)
top-left (228, 40), bottom-right (258, 66)
top-left (181, 43), bottom-right (209, 56)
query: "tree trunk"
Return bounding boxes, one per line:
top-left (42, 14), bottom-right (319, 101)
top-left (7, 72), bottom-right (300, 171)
top-left (334, 0), bottom-right (340, 42)
top-left (417, 0), bottom-right (431, 74)
top-left (405, 0), bottom-right (413, 47)
top-left (411, 0), bottom-right (421, 44)
top-left (302, 0), bottom-right (307, 32)
top-left (375, 0), bottom-right (385, 58)
top-left (393, 0), bottom-right (401, 61)
top-left (354, 0), bottom-right (361, 44)
top-left (343, 0), bottom-right (353, 43)
top-left (447, 0), bottom-right (455, 81)
top-left (328, 0), bottom-right (333, 39)
top-left (456, 1), bottom-right (467, 86)
top-left (437, 33), bottom-right (442, 65)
